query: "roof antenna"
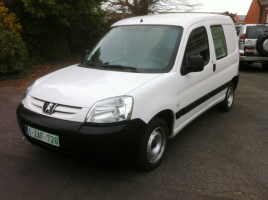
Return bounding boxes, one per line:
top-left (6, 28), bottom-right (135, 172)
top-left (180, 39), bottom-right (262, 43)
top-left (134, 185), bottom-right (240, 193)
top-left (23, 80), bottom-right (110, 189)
top-left (140, 19), bottom-right (143, 22)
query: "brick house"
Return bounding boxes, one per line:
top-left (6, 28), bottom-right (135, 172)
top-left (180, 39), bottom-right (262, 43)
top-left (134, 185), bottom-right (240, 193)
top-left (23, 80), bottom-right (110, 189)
top-left (245, 0), bottom-right (268, 23)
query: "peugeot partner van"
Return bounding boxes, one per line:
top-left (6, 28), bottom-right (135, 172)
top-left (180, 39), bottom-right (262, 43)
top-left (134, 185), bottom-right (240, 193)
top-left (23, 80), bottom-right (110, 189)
top-left (16, 13), bottom-right (239, 171)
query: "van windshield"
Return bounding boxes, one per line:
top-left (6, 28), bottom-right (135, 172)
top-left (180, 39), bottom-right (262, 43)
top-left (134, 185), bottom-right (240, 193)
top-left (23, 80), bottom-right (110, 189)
top-left (80, 26), bottom-right (182, 73)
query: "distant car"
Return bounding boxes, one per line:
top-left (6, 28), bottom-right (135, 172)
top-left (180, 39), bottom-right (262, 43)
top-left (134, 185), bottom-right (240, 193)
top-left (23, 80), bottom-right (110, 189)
top-left (235, 24), bottom-right (268, 69)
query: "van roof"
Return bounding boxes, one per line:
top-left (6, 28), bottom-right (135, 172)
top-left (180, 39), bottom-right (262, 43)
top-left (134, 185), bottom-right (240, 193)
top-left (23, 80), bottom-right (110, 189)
top-left (112, 13), bottom-right (232, 27)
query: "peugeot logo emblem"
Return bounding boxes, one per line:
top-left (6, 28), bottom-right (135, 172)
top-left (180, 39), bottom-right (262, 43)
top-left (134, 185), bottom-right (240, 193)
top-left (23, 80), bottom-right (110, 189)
top-left (43, 102), bottom-right (58, 115)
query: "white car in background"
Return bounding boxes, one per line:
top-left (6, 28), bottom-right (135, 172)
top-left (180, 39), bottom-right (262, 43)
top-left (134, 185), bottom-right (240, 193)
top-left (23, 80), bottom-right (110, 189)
top-left (235, 24), bottom-right (268, 69)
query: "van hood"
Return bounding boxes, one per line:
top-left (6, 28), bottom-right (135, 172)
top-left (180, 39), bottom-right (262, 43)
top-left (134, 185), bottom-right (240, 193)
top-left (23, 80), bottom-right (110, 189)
top-left (29, 65), bottom-right (162, 108)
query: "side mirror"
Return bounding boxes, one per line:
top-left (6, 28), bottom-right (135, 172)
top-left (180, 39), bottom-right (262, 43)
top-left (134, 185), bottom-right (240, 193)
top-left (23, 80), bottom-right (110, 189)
top-left (185, 55), bottom-right (204, 74)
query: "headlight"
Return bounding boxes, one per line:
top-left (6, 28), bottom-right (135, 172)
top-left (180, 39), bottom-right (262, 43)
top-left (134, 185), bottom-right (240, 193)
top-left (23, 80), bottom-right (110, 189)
top-left (21, 82), bottom-right (34, 105)
top-left (86, 96), bottom-right (133, 123)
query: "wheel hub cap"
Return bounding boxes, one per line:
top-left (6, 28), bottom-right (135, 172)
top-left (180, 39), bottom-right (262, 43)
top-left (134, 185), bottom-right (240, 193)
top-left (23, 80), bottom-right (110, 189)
top-left (227, 86), bottom-right (234, 107)
top-left (263, 39), bottom-right (268, 51)
top-left (147, 127), bottom-right (166, 163)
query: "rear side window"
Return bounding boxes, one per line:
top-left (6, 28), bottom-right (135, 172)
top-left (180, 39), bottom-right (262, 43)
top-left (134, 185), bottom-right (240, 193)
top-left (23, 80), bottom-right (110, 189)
top-left (246, 26), bottom-right (268, 39)
top-left (183, 27), bottom-right (210, 67)
top-left (211, 26), bottom-right (228, 60)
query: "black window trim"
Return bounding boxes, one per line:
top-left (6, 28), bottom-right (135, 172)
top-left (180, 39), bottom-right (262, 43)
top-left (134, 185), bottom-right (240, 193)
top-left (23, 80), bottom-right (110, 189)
top-left (181, 26), bottom-right (210, 76)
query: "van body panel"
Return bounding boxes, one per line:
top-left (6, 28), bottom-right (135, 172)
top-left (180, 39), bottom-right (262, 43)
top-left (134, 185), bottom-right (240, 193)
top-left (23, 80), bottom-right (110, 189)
top-left (27, 66), bottom-right (162, 109)
top-left (128, 72), bottom-right (179, 124)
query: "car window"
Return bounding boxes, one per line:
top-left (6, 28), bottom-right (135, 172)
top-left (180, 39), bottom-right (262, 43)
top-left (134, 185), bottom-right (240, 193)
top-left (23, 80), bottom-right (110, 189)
top-left (183, 27), bottom-right (210, 67)
top-left (82, 26), bottom-right (182, 73)
top-left (246, 26), bottom-right (268, 39)
top-left (210, 26), bottom-right (228, 60)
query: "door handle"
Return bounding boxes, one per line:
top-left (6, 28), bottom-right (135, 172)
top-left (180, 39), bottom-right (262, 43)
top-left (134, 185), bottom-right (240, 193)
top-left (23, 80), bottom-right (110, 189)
top-left (213, 64), bottom-right (216, 72)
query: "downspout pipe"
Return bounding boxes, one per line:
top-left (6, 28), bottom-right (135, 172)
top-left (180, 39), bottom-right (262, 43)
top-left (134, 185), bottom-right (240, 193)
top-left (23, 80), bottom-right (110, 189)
top-left (257, 0), bottom-right (262, 23)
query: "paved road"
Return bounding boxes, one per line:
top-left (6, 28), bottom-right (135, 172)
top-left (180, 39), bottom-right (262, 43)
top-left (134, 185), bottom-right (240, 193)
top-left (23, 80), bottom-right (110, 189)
top-left (0, 64), bottom-right (268, 200)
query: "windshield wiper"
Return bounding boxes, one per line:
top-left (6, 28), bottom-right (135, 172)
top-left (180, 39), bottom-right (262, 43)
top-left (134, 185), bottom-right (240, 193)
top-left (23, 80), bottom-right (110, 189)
top-left (101, 65), bottom-right (138, 72)
top-left (79, 60), bottom-right (104, 69)
top-left (79, 62), bottom-right (138, 72)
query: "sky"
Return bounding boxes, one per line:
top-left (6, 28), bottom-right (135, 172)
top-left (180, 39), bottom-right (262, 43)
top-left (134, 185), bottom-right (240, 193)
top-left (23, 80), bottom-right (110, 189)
top-left (192, 0), bottom-right (253, 15)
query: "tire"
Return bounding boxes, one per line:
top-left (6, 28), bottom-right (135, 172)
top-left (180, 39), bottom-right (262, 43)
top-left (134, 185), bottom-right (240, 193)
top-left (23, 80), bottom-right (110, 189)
top-left (135, 118), bottom-right (169, 171)
top-left (239, 62), bottom-right (254, 69)
top-left (262, 63), bottom-right (268, 70)
top-left (218, 82), bottom-right (235, 112)
top-left (239, 62), bottom-right (244, 69)
top-left (256, 35), bottom-right (268, 56)
top-left (244, 61), bottom-right (255, 65)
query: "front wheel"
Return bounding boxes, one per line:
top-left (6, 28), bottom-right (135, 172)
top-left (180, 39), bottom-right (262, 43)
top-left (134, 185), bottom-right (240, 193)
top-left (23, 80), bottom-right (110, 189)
top-left (135, 118), bottom-right (169, 171)
top-left (218, 82), bottom-right (235, 112)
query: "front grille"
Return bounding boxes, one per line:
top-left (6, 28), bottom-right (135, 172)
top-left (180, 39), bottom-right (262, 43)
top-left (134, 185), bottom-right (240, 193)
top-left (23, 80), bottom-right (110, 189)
top-left (26, 96), bottom-right (89, 122)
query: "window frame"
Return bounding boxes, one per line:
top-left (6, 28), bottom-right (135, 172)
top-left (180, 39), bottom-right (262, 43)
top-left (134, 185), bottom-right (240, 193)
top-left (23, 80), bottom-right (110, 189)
top-left (81, 25), bottom-right (183, 73)
top-left (181, 26), bottom-right (210, 76)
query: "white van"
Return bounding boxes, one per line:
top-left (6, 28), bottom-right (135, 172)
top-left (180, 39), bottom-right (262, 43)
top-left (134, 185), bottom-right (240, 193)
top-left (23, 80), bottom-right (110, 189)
top-left (16, 13), bottom-right (239, 171)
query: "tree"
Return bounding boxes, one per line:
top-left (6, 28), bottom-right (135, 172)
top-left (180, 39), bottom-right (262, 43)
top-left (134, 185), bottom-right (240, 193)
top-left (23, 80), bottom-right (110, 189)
top-left (0, 2), bottom-right (30, 80)
top-left (0, 2), bottom-right (22, 35)
top-left (3, 0), bottom-right (109, 60)
top-left (104, 0), bottom-right (202, 16)
top-left (0, 30), bottom-right (30, 81)
top-left (222, 11), bottom-right (236, 23)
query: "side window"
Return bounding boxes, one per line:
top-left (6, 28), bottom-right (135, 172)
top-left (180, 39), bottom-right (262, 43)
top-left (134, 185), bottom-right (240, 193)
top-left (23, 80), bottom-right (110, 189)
top-left (183, 27), bottom-right (210, 68)
top-left (210, 26), bottom-right (228, 60)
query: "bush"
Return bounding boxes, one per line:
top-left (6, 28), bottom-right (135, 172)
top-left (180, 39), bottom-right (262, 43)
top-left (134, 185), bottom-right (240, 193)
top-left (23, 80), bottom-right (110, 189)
top-left (0, 30), bottom-right (31, 81)
top-left (20, 0), bottom-right (109, 61)
top-left (3, 0), bottom-right (110, 62)
top-left (25, 28), bottom-right (71, 61)
top-left (0, 2), bottom-right (22, 36)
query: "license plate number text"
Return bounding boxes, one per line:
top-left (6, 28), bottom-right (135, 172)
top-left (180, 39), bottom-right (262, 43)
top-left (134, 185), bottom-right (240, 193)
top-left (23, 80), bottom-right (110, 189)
top-left (25, 125), bottom-right (60, 147)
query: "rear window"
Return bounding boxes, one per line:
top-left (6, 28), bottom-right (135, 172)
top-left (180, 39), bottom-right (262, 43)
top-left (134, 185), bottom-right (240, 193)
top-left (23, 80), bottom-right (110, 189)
top-left (246, 26), bottom-right (268, 39)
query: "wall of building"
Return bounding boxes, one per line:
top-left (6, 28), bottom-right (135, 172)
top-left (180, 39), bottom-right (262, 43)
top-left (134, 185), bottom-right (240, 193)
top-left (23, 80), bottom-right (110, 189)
top-left (261, 0), bottom-right (268, 4)
top-left (260, 4), bottom-right (268, 23)
top-left (244, 0), bottom-right (260, 23)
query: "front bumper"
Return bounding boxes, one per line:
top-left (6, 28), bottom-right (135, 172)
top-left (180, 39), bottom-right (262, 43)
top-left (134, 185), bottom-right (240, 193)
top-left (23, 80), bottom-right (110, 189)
top-left (16, 104), bottom-right (146, 158)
